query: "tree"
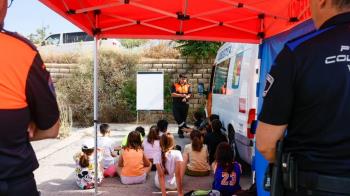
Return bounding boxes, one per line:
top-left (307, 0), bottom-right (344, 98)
top-left (27, 25), bottom-right (50, 45)
top-left (175, 40), bottom-right (222, 59)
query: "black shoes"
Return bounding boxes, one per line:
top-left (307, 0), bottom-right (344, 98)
top-left (178, 127), bottom-right (184, 138)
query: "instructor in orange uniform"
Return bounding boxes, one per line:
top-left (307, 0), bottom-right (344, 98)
top-left (171, 74), bottom-right (192, 138)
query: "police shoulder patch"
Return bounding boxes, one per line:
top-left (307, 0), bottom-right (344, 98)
top-left (263, 74), bottom-right (274, 97)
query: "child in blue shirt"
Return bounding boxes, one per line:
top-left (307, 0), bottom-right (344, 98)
top-left (212, 142), bottom-right (241, 196)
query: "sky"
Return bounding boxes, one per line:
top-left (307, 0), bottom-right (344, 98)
top-left (4, 0), bottom-right (79, 36)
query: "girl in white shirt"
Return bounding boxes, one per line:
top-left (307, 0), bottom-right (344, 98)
top-left (143, 125), bottom-right (160, 171)
top-left (74, 140), bottom-right (103, 189)
top-left (154, 133), bottom-right (184, 196)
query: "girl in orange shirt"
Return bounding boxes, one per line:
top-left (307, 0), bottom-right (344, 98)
top-left (116, 131), bottom-right (151, 184)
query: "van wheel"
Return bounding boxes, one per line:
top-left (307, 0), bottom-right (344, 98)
top-left (228, 125), bottom-right (238, 158)
top-left (228, 125), bottom-right (251, 176)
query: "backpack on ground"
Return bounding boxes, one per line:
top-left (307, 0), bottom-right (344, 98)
top-left (185, 189), bottom-right (221, 196)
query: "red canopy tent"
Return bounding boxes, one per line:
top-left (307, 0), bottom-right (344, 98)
top-left (38, 0), bottom-right (311, 195)
top-left (39, 0), bottom-right (310, 43)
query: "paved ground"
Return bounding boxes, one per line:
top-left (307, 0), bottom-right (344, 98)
top-left (32, 124), bottom-right (253, 196)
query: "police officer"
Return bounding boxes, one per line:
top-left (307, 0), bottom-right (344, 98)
top-left (0, 0), bottom-right (60, 195)
top-left (256, 0), bottom-right (350, 195)
top-left (171, 74), bottom-right (192, 138)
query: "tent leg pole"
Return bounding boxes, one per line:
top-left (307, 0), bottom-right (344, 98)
top-left (93, 36), bottom-right (99, 196)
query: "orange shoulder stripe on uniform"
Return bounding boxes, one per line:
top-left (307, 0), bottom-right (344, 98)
top-left (0, 32), bottom-right (38, 109)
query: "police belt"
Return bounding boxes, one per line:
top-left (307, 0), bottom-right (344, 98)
top-left (298, 171), bottom-right (350, 194)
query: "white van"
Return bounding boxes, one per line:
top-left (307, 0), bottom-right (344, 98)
top-left (39, 31), bottom-right (120, 55)
top-left (207, 43), bottom-right (259, 165)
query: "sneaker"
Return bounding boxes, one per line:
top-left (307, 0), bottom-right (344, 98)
top-left (178, 127), bottom-right (184, 135)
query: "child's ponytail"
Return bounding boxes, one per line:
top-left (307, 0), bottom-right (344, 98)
top-left (79, 149), bottom-right (94, 168)
top-left (161, 150), bottom-right (169, 175)
top-left (190, 130), bottom-right (203, 152)
top-left (160, 133), bottom-right (175, 175)
top-left (79, 153), bottom-right (90, 168)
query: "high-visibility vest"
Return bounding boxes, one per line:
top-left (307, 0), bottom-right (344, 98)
top-left (174, 82), bottom-right (191, 94)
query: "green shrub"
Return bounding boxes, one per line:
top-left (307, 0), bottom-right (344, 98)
top-left (120, 79), bottom-right (137, 116)
top-left (164, 73), bottom-right (173, 113)
top-left (176, 40), bottom-right (222, 59)
top-left (55, 50), bottom-right (140, 126)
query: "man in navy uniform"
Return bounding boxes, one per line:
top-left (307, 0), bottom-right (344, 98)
top-left (257, 0), bottom-right (350, 195)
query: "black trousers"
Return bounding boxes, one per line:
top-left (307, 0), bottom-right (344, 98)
top-left (0, 173), bottom-right (39, 196)
top-left (172, 103), bottom-right (189, 134)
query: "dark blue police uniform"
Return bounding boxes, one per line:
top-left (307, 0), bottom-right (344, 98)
top-left (259, 12), bottom-right (350, 195)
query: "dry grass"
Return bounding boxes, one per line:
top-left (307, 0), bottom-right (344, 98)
top-left (120, 39), bottom-right (149, 48)
top-left (57, 94), bottom-right (73, 139)
top-left (41, 52), bottom-right (80, 64)
top-left (47, 43), bottom-right (183, 125)
top-left (55, 50), bottom-right (141, 126)
top-left (143, 43), bottom-right (180, 59)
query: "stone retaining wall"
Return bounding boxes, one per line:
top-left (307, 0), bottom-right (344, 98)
top-left (45, 63), bottom-right (78, 82)
top-left (46, 58), bottom-right (214, 123)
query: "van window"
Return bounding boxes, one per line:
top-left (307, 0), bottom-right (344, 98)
top-left (63, 32), bottom-right (94, 44)
top-left (231, 52), bottom-right (244, 89)
top-left (213, 59), bottom-right (230, 94)
top-left (45, 34), bottom-right (60, 45)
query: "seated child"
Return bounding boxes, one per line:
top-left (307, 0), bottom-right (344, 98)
top-left (182, 114), bottom-right (219, 136)
top-left (205, 119), bottom-right (228, 165)
top-left (154, 133), bottom-right (184, 195)
top-left (212, 142), bottom-right (241, 196)
top-left (74, 139), bottom-right (103, 189)
top-left (97, 123), bottom-right (117, 172)
top-left (142, 125), bottom-right (161, 171)
top-left (157, 119), bottom-right (169, 136)
top-left (116, 131), bottom-right (151, 185)
top-left (121, 126), bottom-right (145, 147)
top-left (193, 111), bottom-right (205, 129)
top-left (183, 130), bottom-right (210, 176)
